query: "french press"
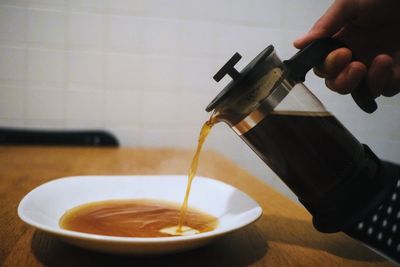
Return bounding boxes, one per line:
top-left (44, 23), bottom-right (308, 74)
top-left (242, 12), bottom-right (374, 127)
top-left (206, 38), bottom-right (399, 234)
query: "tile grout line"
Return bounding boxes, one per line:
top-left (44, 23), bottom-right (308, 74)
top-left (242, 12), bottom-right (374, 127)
top-left (63, 4), bottom-right (69, 128)
top-left (22, 0), bottom-right (28, 126)
top-left (101, 3), bottom-right (109, 129)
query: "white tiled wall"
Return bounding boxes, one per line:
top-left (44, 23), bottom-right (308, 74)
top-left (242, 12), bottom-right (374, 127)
top-left (1, 0), bottom-right (399, 201)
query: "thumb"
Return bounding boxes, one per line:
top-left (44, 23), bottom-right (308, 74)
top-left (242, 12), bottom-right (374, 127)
top-left (294, 0), bottom-right (357, 48)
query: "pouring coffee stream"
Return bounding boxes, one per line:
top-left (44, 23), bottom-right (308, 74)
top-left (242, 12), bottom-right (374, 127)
top-left (177, 113), bottom-right (217, 232)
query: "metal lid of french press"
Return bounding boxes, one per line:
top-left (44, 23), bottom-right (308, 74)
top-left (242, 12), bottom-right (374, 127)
top-left (206, 38), bottom-right (378, 114)
top-left (205, 45), bottom-right (274, 112)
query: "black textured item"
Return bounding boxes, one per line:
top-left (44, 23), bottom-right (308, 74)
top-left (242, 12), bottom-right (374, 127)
top-left (0, 128), bottom-right (119, 147)
top-left (302, 146), bottom-right (398, 233)
top-left (344, 174), bottom-right (400, 264)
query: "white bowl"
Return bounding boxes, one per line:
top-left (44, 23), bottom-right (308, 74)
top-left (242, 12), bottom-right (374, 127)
top-left (18, 175), bottom-right (262, 256)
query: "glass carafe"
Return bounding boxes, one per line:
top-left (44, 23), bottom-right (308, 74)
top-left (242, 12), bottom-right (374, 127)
top-left (206, 39), bottom-right (393, 233)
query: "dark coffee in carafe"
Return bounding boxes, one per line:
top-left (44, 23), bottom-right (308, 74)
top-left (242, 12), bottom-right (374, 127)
top-left (240, 110), bottom-right (365, 201)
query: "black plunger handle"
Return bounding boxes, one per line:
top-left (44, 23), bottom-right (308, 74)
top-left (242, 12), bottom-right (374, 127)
top-left (213, 52), bottom-right (242, 82)
top-left (283, 38), bottom-right (377, 113)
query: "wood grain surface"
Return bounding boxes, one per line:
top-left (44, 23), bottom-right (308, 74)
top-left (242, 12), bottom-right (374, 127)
top-left (0, 146), bottom-right (394, 266)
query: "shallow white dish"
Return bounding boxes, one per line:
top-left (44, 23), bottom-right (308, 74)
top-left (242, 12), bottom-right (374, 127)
top-left (18, 175), bottom-right (262, 255)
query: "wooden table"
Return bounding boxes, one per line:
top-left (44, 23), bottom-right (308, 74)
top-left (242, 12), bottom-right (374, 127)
top-left (0, 146), bottom-right (394, 266)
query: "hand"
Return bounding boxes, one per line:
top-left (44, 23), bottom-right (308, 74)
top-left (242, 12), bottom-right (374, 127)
top-left (294, 0), bottom-right (400, 98)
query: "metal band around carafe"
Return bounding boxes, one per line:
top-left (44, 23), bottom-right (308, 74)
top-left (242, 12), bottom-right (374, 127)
top-left (232, 80), bottom-right (292, 135)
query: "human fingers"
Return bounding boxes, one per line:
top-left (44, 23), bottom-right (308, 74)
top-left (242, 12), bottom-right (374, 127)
top-left (314, 48), bottom-right (352, 79)
top-left (325, 61), bottom-right (366, 95)
top-left (368, 54), bottom-right (400, 97)
top-left (380, 54), bottom-right (400, 97)
top-left (367, 54), bottom-right (394, 97)
top-left (294, 0), bottom-right (357, 49)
